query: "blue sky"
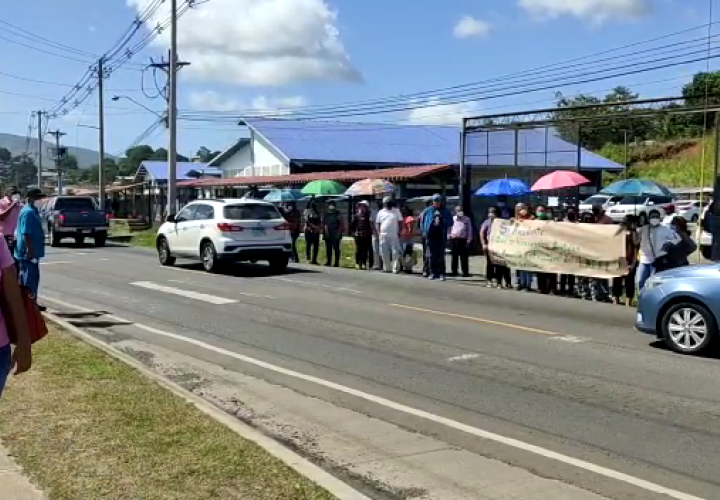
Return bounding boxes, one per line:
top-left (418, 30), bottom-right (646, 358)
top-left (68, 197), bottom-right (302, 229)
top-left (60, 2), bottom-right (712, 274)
top-left (0, 0), bottom-right (715, 159)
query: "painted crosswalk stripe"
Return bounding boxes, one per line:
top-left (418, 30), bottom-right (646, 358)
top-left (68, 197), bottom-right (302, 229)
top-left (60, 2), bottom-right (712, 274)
top-left (129, 281), bottom-right (237, 305)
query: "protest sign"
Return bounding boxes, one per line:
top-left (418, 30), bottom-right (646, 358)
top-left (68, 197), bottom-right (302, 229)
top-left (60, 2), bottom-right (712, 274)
top-left (489, 219), bottom-right (629, 278)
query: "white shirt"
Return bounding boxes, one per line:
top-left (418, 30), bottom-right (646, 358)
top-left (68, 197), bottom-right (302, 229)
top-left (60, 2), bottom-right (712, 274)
top-left (376, 208), bottom-right (402, 235)
top-left (639, 224), bottom-right (680, 264)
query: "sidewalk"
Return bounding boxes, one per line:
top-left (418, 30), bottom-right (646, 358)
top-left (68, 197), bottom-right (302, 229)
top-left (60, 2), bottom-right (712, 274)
top-left (0, 443), bottom-right (44, 500)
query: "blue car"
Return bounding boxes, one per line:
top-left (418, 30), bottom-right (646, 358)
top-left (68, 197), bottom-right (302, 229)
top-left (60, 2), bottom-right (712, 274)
top-left (636, 264), bottom-right (720, 355)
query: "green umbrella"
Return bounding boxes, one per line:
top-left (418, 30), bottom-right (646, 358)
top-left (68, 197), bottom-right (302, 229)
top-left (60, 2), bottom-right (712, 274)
top-left (301, 180), bottom-right (346, 196)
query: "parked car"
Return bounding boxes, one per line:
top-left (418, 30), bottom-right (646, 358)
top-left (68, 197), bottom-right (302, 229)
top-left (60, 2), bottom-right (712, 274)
top-left (156, 198), bottom-right (293, 273)
top-left (37, 195), bottom-right (110, 247)
top-left (578, 194), bottom-right (624, 214)
top-left (605, 195), bottom-right (675, 224)
top-left (669, 200), bottom-right (701, 223)
top-left (636, 264), bottom-right (720, 355)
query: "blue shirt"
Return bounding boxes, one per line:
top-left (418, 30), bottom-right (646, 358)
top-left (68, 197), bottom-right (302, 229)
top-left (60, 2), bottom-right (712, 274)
top-left (15, 204), bottom-right (44, 261)
top-left (421, 206), bottom-right (453, 237)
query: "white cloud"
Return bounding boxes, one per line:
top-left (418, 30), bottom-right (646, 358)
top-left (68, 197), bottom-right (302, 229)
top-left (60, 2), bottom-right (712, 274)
top-left (127, 0), bottom-right (361, 86)
top-left (519, 0), bottom-right (651, 23)
top-left (189, 90), bottom-right (307, 115)
top-left (453, 16), bottom-right (491, 39)
top-left (406, 98), bottom-right (480, 126)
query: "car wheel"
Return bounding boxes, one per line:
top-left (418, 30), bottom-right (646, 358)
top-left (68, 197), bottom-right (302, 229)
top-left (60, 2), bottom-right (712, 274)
top-left (638, 213), bottom-right (648, 226)
top-left (201, 241), bottom-right (220, 273)
top-left (49, 226), bottom-right (61, 247)
top-left (94, 232), bottom-right (107, 247)
top-left (268, 255), bottom-right (289, 273)
top-left (661, 302), bottom-right (717, 355)
top-left (157, 237), bottom-right (176, 266)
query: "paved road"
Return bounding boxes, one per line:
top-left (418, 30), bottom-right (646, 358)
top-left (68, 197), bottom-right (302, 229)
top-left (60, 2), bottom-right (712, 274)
top-left (39, 244), bottom-right (720, 499)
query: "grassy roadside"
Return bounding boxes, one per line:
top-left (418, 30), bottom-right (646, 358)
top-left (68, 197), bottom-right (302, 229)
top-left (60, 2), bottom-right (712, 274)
top-left (130, 228), bottom-right (156, 248)
top-left (0, 327), bottom-right (335, 500)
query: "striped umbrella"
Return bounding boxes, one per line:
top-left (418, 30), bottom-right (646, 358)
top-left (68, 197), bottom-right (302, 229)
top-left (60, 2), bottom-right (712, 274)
top-left (344, 178), bottom-right (395, 196)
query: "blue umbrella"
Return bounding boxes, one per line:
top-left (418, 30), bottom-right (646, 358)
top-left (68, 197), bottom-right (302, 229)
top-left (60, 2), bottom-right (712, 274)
top-left (474, 178), bottom-right (530, 197)
top-left (263, 189), bottom-right (304, 202)
top-left (600, 180), bottom-right (672, 196)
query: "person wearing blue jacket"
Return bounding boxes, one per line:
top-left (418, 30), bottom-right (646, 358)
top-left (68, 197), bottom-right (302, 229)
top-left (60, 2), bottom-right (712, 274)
top-left (422, 194), bottom-right (453, 280)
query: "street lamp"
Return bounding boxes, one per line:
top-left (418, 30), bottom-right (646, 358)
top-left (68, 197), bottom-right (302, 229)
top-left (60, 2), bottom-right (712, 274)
top-left (111, 95), bottom-right (166, 124)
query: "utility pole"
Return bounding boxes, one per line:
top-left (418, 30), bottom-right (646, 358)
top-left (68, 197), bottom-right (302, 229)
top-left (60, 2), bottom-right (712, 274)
top-left (36, 111), bottom-right (43, 189)
top-left (149, 0), bottom-right (189, 219)
top-left (97, 57), bottom-right (106, 210)
top-left (47, 130), bottom-right (66, 195)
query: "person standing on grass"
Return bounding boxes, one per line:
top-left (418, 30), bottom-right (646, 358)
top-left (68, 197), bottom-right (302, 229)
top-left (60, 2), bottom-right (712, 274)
top-left (612, 215), bottom-right (640, 306)
top-left (449, 205), bottom-right (472, 277)
top-left (15, 189), bottom-right (46, 310)
top-left (350, 201), bottom-right (373, 270)
top-left (376, 197), bottom-right (403, 273)
top-left (322, 200), bottom-right (343, 267)
top-left (0, 235), bottom-right (32, 399)
top-left (303, 199), bottom-right (322, 265)
top-left (281, 201), bottom-right (301, 263)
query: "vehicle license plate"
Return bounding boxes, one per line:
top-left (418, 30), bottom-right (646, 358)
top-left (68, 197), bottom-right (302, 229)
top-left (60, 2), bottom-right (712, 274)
top-left (252, 227), bottom-right (266, 236)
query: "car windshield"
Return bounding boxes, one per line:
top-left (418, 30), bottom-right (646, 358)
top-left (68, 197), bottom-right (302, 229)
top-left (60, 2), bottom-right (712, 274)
top-left (583, 196), bottom-right (609, 204)
top-left (54, 198), bottom-right (97, 211)
top-left (618, 196), bottom-right (646, 205)
top-left (224, 204), bottom-right (279, 220)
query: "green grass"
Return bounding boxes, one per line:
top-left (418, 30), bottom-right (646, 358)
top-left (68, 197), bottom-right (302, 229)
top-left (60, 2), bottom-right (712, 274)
top-left (295, 238), bottom-right (357, 269)
top-left (0, 328), bottom-right (335, 500)
top-left (130, 228), bottom-right (157, 248)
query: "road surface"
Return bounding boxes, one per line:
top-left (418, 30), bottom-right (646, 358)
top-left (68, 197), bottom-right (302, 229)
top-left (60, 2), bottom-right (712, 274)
top-left (39, 244), bottom-right (720, 500)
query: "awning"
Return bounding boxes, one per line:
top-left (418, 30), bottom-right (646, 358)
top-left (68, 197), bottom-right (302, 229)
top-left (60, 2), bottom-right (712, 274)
top-left (178, 164), bottom-right (453, 188)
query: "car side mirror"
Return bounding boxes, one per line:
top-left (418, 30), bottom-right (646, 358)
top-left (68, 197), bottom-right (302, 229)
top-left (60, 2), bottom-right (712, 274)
top-left (166, 214), bottom-right (176, 223)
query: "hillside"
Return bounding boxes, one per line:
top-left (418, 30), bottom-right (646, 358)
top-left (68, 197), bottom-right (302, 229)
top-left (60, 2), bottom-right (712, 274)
top-left (599, 138), bottom-right (716, 187)
top-left (0, 133), bottom-right (113, 169)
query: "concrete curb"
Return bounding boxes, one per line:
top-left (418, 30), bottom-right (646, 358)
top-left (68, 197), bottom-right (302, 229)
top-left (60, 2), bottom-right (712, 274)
top-left (44, 312), bottom-right (371, 500)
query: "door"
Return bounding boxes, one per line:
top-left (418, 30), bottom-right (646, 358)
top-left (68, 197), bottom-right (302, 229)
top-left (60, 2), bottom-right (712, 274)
top-left (168, 205), bottom-right (197, 254)
top-left (185, 204), bottom-right (215, 257)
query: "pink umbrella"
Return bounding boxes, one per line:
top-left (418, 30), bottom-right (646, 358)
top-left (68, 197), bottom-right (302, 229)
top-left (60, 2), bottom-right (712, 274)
top-left (531, 170), bottom-right (590, 191)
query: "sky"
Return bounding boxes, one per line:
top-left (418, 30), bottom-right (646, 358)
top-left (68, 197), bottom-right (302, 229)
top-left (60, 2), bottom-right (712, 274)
top-left (0, 0), bottom-right (716, 160)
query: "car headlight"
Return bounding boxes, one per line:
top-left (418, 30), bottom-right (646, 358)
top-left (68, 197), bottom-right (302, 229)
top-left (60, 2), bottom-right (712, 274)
top-left (644, 277), bottom-right (667, 290)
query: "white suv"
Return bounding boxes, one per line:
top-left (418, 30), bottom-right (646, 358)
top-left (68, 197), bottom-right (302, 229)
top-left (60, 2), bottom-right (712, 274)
top-left (156, 199), bottom-right (293, 273)
top-left (605, 195), bottom-right (675, 224)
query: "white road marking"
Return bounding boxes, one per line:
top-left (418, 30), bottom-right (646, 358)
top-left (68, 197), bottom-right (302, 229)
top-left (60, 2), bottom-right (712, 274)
top-left (129, 281), bottom-right (237, 305)
top-left (271, 276), bottom-right (362, 294)
top-left (550, 336), bottom-right (587, 344)
top-left (167, 279), bottom-right (275, 299)
top-left (40, 294), bottom-right (703, 500)
top-left (41, 261), bottom-right (74, 266)
top-left (447, 353), bottom-right (480, 362)
top-left (99, 258), bottom-right (111, 261)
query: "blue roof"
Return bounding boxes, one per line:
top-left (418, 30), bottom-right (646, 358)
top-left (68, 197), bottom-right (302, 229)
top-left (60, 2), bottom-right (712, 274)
top-left (464, 128), bottom-right (623, 171)
top-left (242, 118), bottom-right (622, 171)
top-left (243, 118), bottom-right (459, 165)
top-left (136, 161), bottom-right (215, 181)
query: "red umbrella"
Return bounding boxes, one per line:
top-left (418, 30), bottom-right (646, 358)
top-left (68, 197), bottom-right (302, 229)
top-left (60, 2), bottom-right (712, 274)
top-left (531, 170), bottom-right (590, 191)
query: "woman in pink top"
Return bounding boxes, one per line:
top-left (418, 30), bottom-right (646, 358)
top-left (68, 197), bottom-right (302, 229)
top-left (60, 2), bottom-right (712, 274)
top-left (0, 236), bottom-right (31, 399)
top-left (399, 206), bottom-right (416, 273)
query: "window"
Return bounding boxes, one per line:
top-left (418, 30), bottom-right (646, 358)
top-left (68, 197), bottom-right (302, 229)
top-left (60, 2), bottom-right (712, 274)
top-left (194, 204), bottom-right (214, 220)
top-left (54, 197), bottom-right (96, 211)
top-left (619, 196), bottom-right (645, 205)
top-left (224, 204), bottom-right (280, 221)
top-left (174, 205), bottom-right (198, 222)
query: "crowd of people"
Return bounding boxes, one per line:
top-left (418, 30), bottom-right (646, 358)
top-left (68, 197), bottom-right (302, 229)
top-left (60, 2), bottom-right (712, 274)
top-left (276, 193), bottom-right (699, 305)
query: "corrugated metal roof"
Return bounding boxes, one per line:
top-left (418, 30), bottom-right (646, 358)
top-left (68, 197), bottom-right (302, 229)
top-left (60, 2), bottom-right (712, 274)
top-left (178, 164), bottom-right (453, 188)
top-left (244, 118), bottom-right (459, 165)
top-left (137, 161), bottom-right (217, 181)
top-left (464, 128), bottom-right (623, 171)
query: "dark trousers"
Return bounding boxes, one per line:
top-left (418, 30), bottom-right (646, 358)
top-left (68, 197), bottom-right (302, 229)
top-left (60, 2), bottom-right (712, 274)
top-left (354, 235), bottom-right (372, 268)
top-left (421, 237), bottom-right (429, 276)
top-left (559, 274), bottom-right (576, 296)
top-left (494, 263), bottom-right (512, 286)
top-left (428, 239), bottom-right (446, 277)
top-left (290, 233), bottom-right (300, 263)
top-left (325, 236), bottom-right (341, 266)
top-left (613, 264), bottom-right (637, 300)
top-left (537, 273), bottom-right (557, 295)
top-left (305, 233), bottom-right (320, 263)
top-left (450, 238), bottom-right (469, 276)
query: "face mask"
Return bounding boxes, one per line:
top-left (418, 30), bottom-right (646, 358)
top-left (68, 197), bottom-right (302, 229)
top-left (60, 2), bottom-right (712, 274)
top-left (649, 218), bottom-right (660, 226)
top-left (488, 214), bottom-right (496, 219)
top-left (456, 211), bottom-right (464, 217)
top-left (11, 194), bottom-right (20, 202)
top-left (536, 212), bottom-right (549, 220)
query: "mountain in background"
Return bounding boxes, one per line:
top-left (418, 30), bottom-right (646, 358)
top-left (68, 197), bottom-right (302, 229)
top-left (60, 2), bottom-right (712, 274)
top-left (0, 133), bottom-right (114, 169)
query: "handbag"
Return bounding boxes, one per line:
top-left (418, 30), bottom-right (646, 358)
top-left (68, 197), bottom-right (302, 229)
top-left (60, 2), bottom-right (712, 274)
top-left (647, 228), bottom-right (671, 272)
top-left (2, 286), bottom-right (48, 344)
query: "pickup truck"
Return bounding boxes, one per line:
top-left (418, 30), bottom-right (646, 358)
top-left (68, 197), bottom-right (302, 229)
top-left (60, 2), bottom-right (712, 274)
top-left (39, 196), bottom-right (110, 247)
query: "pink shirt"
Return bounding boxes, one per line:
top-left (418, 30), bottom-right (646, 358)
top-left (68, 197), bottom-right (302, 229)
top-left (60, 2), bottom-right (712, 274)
top-left (0, 238), bottom-right (14, 347)
top-left (449, 215), bottom-right (473, 243)
top-left (0, 198), bottom-right (20, 237)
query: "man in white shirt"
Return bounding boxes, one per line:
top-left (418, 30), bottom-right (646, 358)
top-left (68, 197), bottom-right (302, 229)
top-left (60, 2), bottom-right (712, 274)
top-left (370, 201), bottom-right (382, 270)
top-left (637, 209), bottom-right (681, 291)
top-left (376, 197), bottom-right (402, 273)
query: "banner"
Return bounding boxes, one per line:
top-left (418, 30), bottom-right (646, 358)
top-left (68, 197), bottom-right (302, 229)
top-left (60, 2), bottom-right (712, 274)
top-left (488, 219), bottom-right (629, 278)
